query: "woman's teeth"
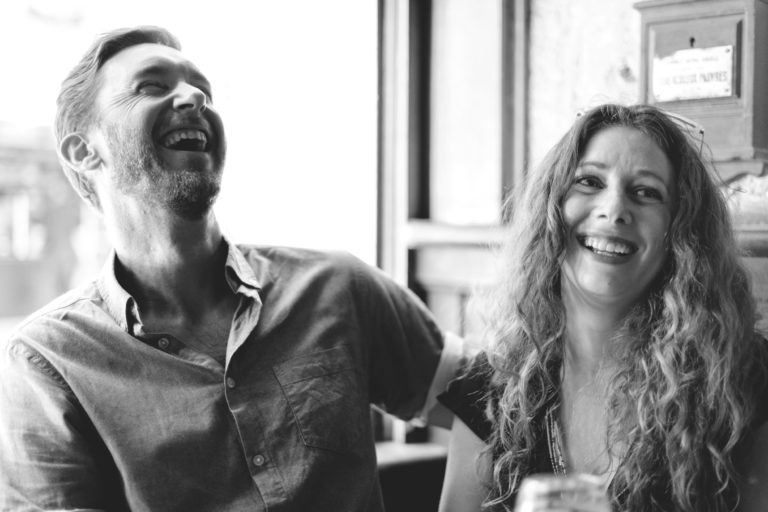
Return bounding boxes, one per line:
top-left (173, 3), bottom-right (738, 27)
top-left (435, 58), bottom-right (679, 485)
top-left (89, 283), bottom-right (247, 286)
top-left (582, 236), bottom-right (633, 255)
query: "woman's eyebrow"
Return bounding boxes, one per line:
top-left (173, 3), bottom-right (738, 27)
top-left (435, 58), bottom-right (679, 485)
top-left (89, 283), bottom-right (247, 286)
top-left (576, 160), bottom-right (608, 169)
top-left (636, 169), bottom-right (669, 184)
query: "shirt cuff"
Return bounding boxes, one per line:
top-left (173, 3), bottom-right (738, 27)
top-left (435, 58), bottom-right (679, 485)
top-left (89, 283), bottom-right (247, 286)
top-left (412, 331), bottom-right (467, 427)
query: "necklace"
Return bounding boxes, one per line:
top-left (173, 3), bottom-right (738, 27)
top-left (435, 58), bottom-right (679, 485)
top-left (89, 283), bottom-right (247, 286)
top-left (545, 403), bottom-right (568, 475)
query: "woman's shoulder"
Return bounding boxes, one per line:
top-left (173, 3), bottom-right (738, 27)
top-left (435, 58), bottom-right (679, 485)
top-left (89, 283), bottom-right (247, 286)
top-left (438, 350), bottom-right (498, 442)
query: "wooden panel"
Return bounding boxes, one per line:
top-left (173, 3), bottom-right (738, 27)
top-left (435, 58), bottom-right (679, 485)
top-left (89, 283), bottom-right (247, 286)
top-left (753, 0), bottom-right (768, 151)
top-left (414, 244), bottom-right (498, 346)
top-left (743, 256), bottom-right (768, 334)
top-left (636, 0), bottom-right (768, 163)
top-left (377, 441), bottom-right (446, 512)
top-left (415, 245), bottom-right (498, 290)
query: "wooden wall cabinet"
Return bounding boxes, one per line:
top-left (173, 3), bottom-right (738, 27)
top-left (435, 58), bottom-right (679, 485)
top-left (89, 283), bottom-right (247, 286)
top-left (636, 0), bottom-right (768, 330)
top-left (636, 0), bottom-right (768, 180)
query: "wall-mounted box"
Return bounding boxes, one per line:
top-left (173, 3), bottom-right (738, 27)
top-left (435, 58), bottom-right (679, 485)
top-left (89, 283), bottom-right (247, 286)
top-left (635, 0), bottom-right (768, 180)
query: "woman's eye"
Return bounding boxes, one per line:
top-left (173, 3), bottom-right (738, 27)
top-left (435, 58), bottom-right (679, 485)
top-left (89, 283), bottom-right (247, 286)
top-left (574, 175), bottom-right (602, 189)
top-left (634, 187), bottom-right (663, 201)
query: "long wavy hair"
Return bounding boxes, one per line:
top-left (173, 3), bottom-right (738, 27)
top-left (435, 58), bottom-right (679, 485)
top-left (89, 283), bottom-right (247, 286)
top-left (482, 104), bottom-right (768, 511)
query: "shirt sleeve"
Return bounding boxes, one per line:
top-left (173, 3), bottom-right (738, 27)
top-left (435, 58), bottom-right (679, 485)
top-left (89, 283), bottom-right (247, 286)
top-left (352, 260), bottom-right (466, 422)
top-left (414, 331), bottom-right (466, 426)
top-left (0, 338), bottom-right (115, 511)
top-left (437, 351), bottom-right (494, 442)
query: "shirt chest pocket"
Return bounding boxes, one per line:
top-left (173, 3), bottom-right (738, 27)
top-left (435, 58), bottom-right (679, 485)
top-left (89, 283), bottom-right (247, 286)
top-left (272, 347), bottom-right (368, 454)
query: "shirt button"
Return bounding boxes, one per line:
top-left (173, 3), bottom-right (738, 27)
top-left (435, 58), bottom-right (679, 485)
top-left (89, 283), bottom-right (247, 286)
top-left (226, 377), bottom-right (237, 389)
top-left (158, 337), bottom-right (170, 350)
top-left (252, 454), bottom-right (266, 467)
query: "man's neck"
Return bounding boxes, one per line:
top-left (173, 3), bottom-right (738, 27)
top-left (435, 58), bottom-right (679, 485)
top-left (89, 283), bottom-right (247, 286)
top-left (111, 207), bottom-right (229, 320)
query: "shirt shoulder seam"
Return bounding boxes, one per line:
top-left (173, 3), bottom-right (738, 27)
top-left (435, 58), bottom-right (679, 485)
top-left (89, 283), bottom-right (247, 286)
top-left (7, 341), bottom-right (72, 391)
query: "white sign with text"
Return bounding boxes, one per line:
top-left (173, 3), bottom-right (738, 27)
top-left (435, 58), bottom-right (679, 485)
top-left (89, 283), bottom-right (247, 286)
top-left (652, 45), bottom-right (734, 102)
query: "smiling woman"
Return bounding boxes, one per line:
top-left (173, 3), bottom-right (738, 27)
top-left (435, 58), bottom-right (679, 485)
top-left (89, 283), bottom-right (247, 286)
top-left (561, 126), bottom-right (673, 316)
top-left (437, 104), bottom-right (768, 512)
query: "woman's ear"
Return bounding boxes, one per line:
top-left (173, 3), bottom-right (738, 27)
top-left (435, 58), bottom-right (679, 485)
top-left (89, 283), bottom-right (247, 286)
top-left (59, 133), bottom-right (103, 210)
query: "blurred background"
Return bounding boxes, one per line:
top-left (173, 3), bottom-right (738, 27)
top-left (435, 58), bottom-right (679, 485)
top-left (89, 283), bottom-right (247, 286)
top-left (0, 0), bottom-right (380, 335)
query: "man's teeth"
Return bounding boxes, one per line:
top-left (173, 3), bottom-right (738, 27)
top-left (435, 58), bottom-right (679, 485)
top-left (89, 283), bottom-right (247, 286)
top-left (162, 129), bottom-right (208, 148)
top-left (583, 236), bottom-right (632, 255)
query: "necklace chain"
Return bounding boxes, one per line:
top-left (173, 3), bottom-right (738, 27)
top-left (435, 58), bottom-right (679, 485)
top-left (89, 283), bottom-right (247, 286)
top-left (545, 404), bottom-right (568, 475)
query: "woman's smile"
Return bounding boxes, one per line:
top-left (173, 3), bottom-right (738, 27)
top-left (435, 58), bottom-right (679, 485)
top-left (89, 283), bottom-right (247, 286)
top-left (577, 234), bottom-right (637, 259)
top-left (561, 126), bottom-right (673, 309)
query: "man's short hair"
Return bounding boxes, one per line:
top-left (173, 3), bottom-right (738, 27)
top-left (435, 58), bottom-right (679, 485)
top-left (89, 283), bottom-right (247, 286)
top-left (54, 26), bottom-right (180, 184)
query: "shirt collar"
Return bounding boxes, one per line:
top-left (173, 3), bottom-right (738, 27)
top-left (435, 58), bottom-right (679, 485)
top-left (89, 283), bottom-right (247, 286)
top-left (223, 237), bottom-right (262, 300)
top-left (95, 250), bottom-right (137, 333)
top-left (95, 238), bottom-right (262, 333)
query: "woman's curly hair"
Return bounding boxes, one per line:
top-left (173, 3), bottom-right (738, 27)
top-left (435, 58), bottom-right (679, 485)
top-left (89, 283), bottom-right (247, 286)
top-left (481, 104), bottom-right (768, 511)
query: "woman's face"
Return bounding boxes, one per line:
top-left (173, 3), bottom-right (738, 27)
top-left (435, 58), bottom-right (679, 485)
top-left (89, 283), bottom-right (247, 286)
top-left (561, 126), bottom-right (674, 313)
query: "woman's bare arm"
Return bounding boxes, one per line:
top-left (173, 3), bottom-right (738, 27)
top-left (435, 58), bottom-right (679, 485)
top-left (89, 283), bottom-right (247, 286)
top-left (438, 415), bottom-right (491, 512)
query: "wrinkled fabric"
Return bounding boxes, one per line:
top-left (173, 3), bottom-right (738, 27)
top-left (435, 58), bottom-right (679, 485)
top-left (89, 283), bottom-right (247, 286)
top-left (0, 242), bottom-right (456, 512)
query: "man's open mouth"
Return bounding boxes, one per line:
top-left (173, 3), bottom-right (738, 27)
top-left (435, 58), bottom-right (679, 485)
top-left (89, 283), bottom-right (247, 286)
top-left (160, 129), bottom-right (210, 152)
top-left (577, 235), bottom-right (637, 256)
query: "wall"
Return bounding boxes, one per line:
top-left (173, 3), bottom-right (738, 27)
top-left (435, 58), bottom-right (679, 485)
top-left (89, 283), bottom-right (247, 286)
top-left (528, 0), bottom-right (641, 167)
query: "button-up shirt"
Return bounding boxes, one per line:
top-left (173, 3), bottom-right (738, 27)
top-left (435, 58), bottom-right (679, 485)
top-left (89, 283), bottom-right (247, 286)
top-left (0, 243), bottom-right (463, 511)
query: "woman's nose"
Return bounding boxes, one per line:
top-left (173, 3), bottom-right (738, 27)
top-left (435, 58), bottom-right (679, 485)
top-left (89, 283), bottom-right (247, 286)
top-left (172, 83), bottom-right (207, 113)
top-left (595, 188), bottom-right (632, 224)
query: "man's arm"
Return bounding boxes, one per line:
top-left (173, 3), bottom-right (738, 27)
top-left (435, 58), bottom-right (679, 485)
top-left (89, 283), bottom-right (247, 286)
top-left (352, 257), bottom-right (467, 427)
top-left (0, 340), bottom-right (112, 511)
top-left (416, 331), bottom-right (466, 429)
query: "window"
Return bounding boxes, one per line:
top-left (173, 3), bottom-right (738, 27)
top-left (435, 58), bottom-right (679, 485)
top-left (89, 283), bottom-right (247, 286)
top-left (377, 0), bottom-right (530, 443)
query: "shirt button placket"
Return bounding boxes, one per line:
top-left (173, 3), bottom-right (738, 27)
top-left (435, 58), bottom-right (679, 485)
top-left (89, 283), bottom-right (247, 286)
top-left (252, 454), bottom-right (266, 467)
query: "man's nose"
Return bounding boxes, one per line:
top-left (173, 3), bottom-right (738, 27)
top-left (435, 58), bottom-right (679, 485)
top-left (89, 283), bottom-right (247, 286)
top-left (172, 83), bottom-right (207, 112)
top-left (596, 188), bottom-right (632, 224)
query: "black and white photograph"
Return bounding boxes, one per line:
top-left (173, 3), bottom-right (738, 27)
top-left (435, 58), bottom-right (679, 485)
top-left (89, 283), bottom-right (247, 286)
top-left (1, 1), bottom-right (768, 511)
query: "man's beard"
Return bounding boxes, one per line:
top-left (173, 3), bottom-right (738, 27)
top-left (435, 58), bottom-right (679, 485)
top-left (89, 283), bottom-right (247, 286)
top-left (106, 124), bottom-right (222, 221)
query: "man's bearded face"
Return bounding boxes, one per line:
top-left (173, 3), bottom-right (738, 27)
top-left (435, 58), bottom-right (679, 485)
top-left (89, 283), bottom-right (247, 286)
top-left (104, 121), bottom-right (222, 220)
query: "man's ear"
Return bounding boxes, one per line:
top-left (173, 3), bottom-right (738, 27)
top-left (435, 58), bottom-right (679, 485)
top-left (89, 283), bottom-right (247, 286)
top-left (60, 132), bottom-right (102, 171)
top-left (59, 133), bottom-right (103, 209)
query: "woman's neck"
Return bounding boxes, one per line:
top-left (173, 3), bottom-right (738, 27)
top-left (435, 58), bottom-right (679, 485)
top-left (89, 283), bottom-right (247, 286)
top-left (560, 278), bottom-right (634, 375)
top-left (564, 312), bottom-right (620, 374)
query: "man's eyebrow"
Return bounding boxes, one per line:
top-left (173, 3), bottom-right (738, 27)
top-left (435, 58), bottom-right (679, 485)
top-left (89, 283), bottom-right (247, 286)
top-left (190, 70), bottom-right (212, 90)
top-left (133, 64), bottom-right (170, 77)
top-left (134, 63), bottom-right (211, 88)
